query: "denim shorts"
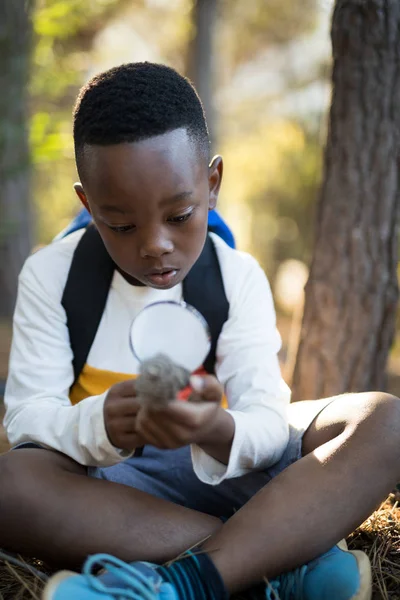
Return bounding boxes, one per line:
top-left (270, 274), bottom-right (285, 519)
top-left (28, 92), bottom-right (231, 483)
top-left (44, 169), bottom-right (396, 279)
top-left (14, 398), bottom-right (334, 520)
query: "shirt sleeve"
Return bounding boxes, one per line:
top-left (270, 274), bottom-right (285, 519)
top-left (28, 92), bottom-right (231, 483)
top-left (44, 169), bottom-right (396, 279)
top-left (4, 256), bottom-right (131, 467)
top-left (191, 250), bottom-right (291, 484)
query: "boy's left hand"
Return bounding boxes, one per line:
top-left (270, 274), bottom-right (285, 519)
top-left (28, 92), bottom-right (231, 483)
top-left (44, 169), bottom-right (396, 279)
top-left (135, 375), bottom-right (231, 451)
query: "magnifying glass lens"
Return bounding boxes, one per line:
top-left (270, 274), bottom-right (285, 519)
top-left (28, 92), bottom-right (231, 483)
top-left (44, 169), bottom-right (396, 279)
top-left (130, 301), bottom-right (211, 372)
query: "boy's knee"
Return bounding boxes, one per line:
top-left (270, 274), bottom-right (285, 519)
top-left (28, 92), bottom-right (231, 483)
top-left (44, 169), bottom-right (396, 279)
top-left (353, 391), bottom-right (400, 450)
top-left (362, 391), bottom-right (400, 424)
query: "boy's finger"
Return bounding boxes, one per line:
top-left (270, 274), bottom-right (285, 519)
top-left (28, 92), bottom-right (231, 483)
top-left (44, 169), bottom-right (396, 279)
top-left (136, 415), bottom-right (172, 447)
top-left (110, 379), bottom-right (137, 397)
top-left (189, 375), bottom-right (223, 403)
top-left (104, 395), bottom-right (141, 416)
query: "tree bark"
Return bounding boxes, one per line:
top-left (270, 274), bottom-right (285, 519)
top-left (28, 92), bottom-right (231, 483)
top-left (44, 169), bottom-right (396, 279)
top-left (186, 0), bottom-right (218, 148)
top-left (0, 0), bottom-right (34, 319)
top-left (291, 0), bottom-right (400, 401)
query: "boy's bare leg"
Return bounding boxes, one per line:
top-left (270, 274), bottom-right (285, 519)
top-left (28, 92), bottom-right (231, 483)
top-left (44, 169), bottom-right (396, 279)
top-left (0, 448), bottom-right (222, 568)
top-left (2, 391), bottom-right (399, 593)
top-left (203, 392), bottom-right (400, 594)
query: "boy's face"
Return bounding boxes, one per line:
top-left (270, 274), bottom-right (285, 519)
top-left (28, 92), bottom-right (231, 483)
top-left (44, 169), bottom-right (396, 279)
top-left (75, 128), bottom-right (222, 289)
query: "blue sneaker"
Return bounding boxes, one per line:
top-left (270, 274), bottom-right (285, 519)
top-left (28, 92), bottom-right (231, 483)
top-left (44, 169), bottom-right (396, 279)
top-left (43, 554), bottom-right (178, 600)
top-left (266, 541), bottom-right (371, 600)
top-left (43, 542), bottom-right (371, 600)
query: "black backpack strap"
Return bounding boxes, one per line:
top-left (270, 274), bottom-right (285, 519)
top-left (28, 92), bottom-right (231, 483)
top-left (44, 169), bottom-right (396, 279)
top-left (61, 226), bottom-right (114, 385)
top-left (183, 235), bottom-right (229, 375)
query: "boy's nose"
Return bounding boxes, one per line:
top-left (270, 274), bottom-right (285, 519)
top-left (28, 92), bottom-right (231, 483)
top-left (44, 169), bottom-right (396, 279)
top-left (139, 230), bottom-right (174, 258)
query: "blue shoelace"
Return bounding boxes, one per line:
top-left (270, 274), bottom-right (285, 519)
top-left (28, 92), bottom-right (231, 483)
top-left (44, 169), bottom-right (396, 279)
top-left (265, 565), bottom-right (308, 600)
top-left (83, 554), bottom-right (161, 600)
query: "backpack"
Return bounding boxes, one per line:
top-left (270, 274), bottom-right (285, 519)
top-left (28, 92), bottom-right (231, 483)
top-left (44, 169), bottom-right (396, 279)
top-left (61, 225), bottom-right (232, 386)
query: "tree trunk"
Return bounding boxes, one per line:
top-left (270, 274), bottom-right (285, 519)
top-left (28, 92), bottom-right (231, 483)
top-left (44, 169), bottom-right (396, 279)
top-left (291, 0), bottom-right (400, 401)
top-left (0, 0), bottom-right (34, 319)
top-left (186, 0), bottom-right (218, 147)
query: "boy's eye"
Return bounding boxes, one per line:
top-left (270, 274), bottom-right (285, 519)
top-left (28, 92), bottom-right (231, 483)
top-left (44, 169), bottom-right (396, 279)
top-left (109, 224), bottom-right (136, 234)
top-left (168, 211), bottom-right (193, 224)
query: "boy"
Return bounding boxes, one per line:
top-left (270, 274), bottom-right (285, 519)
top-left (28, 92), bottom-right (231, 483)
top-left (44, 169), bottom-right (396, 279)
top-left (2, 62), bottom-right (400, 600)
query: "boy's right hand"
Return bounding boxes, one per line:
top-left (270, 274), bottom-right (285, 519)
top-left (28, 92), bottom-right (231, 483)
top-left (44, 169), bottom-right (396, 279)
top-left (103, 380), bottom-right (145, 451)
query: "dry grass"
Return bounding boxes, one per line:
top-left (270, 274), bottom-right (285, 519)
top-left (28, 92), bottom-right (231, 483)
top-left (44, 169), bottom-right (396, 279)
top-left (0, 556), bottom-right (50, 600)
top-left (1, 495), bottom-right (400, 599)
top-left (347, 493), bottom-right (400, 600)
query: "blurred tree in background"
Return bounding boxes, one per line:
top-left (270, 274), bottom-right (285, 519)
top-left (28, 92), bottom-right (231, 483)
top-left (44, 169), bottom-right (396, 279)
top-left (186, 0), bottom-right (218, 147)
top-left (0, 0), bottom-right (34, 319)
top-left (186, 0), bottom-right (319, 150)
top-left (292, 0), bottom-right (400, 400)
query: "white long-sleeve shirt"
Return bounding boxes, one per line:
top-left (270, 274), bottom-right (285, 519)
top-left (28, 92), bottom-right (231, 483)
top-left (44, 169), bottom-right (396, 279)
top-left (4, 231), bottom-right (291, 485)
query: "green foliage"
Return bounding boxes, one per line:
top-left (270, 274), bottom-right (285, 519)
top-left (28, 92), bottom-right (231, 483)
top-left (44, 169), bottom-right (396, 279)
top-left (35, 158), bottom-right (80, 243)
top-left (31, 0), bottom-right (135, 241)
top-left (30, 112), bottom-right (73, 164)
top-left (31, 0), bottom-right (133, 132)
top-left (220, 119), bottom-right (322, 277)
top-left (35, 0), bottom-right (119, 39)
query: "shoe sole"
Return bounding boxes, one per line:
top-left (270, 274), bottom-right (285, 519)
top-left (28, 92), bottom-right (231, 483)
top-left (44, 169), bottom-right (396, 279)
top-left (42, 570), bottom-right (78, 600)
top-left (348, 550), bottom-right (372, 600)
top-left (337, 540), bottom-right (372, 600)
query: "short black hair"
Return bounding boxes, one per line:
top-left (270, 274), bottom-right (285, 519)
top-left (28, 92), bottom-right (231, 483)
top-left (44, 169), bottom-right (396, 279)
top-left (73, 62), bottom-right (210, 179)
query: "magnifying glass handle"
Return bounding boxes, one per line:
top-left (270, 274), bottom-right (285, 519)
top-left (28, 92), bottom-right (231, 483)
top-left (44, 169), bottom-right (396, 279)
top-left (135, 353), bottom-right (191, 407)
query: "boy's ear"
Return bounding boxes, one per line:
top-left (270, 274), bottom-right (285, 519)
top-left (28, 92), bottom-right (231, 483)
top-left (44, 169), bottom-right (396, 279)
top-left (208, 155), bottom-right (223, 211)
top-left (73, 182), bottom-right (91, 214)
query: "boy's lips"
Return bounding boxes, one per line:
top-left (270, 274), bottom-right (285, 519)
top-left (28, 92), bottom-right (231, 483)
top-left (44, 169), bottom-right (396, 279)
top-left (143, 268), bottom-right (180, 288)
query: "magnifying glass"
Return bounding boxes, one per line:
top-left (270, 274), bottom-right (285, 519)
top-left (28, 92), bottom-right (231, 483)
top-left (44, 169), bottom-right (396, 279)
top-left (129, 300), bottom-right (211, 373)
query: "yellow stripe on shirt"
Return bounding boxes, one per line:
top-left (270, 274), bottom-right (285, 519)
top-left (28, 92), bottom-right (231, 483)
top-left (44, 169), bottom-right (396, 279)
top-left (69, 363), bottom-right (227, 408)
top-left (69, 364), bottom-right (137, 405)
